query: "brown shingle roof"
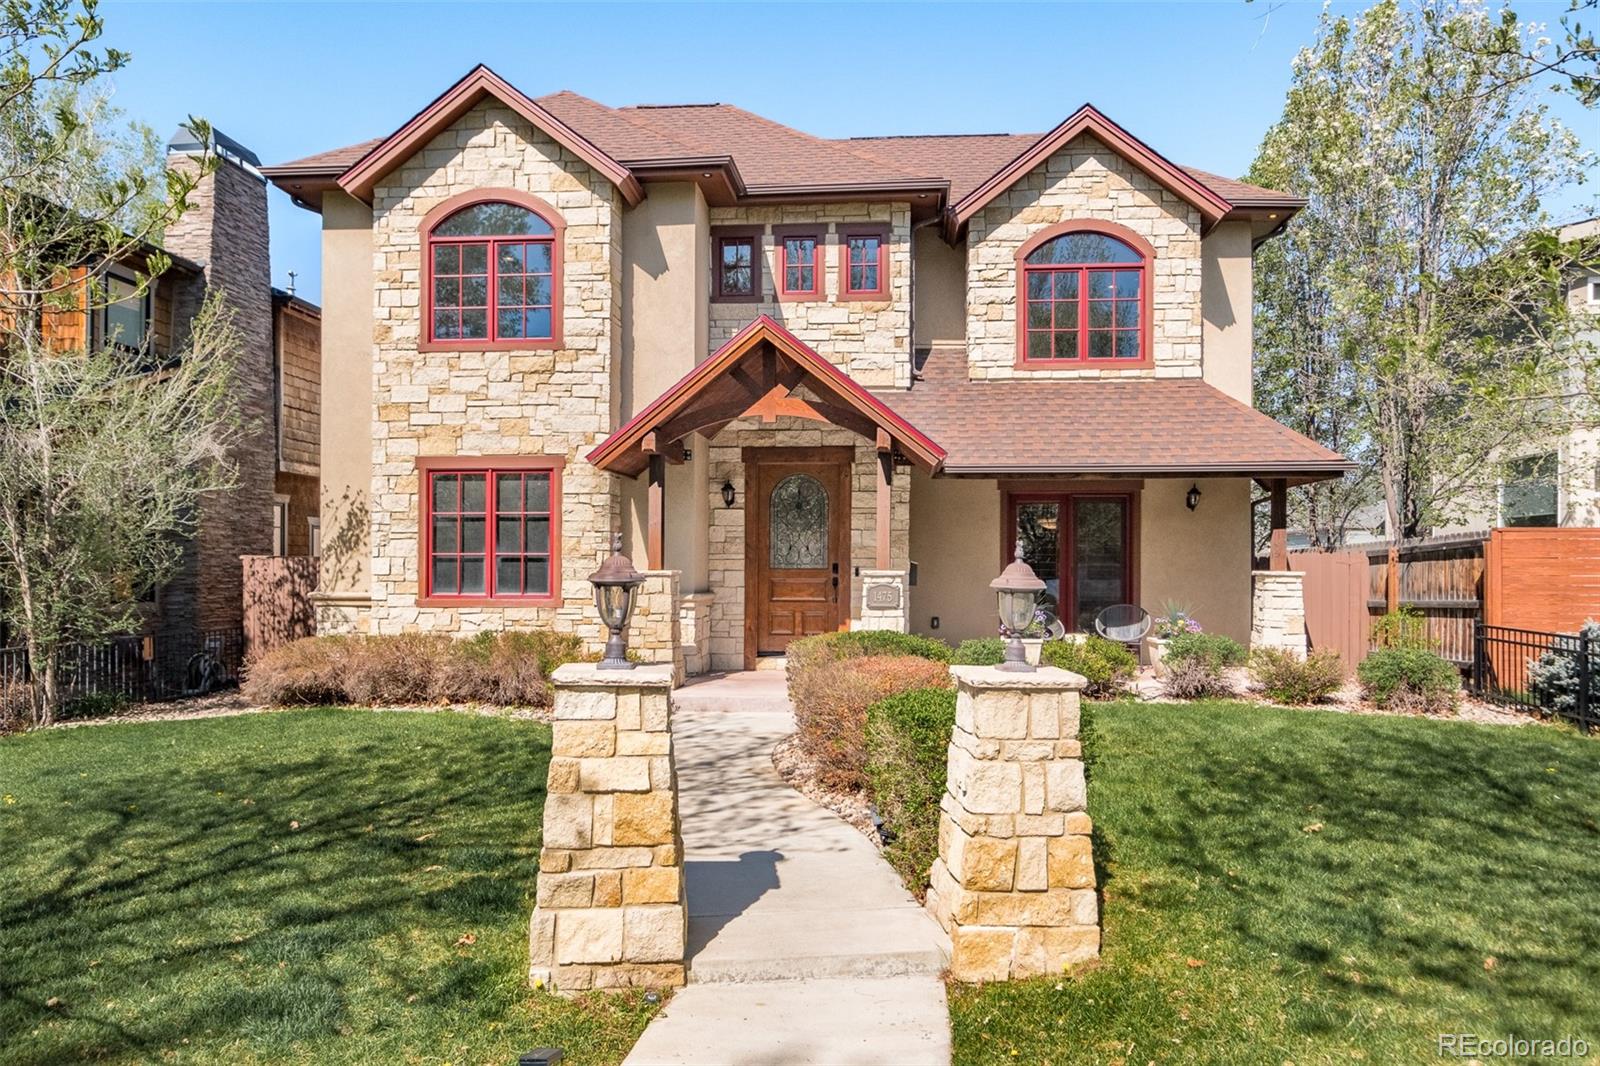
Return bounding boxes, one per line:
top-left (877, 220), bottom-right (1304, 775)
top-left (267, 90), bottom-right (1301, 207)
top-left (873, 348), bottom-right (1348, 480)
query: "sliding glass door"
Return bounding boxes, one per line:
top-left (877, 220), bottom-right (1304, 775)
top-left (1007, 493), bottom-right (1134, 633)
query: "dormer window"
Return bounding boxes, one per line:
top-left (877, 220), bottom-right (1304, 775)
top-left (1018, 224), bottom-right (1152, 367)
top-left (423, 192), bottom-right (563, 350)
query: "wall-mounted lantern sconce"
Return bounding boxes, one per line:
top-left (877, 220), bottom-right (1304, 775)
top-left (1186, 484), bottom-right (1202, 512)
top-left (721, 480), bottom-right (736, 509)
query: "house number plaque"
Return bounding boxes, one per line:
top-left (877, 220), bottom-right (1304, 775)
top-left (865, 584), bottom-right (902, 610)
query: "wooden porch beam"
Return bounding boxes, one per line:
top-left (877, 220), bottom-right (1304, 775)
top-left (1268, 477), bottom-right (1288, 571)
top-left (641, 431), bottom-right (686, 464)
top-left (876, 438), bottom-right (893, 570)
top-left (646, 453), bottom-right (665, 571)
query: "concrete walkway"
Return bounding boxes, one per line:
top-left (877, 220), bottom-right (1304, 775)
top-left (622, 671), bottom-right (952, 1066)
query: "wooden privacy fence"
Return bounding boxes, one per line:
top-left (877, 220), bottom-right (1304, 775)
top-left (1292, 528), bottom-right (1600, 670)
top-left (242, 555), bottom-right (319, 661)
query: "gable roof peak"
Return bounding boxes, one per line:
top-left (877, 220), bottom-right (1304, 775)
top-left (336, 65), bottom-right (643, 206)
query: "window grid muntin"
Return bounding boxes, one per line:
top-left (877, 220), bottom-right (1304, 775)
top-left (717, 236), bottom-right (756, 297)
top-left (845, 235), bottom-right (882, 294)
top-left (426, 468), bottom-right (553, 600)
top-left (1024, 261), bottom-right (1144, 363)
top-left (781, 236), bottom-right (819, 295)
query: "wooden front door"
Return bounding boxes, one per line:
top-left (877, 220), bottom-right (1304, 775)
top-left (745, 447), bottom-right (852, 665)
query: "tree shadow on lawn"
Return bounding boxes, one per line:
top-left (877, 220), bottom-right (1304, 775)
top-left (0, 710), bottom-right (559, 1065)
top-left (1093, 702), bottom-right (1600, 1039)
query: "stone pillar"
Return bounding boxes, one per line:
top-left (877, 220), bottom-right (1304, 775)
top-left (632, 570), bottom-right (683, 683)
top-left (529, 663), bottom-right (686, 992)
top-left (854, 569), bottom-right (909, 633)
top-left (927, 665), bottom-right (1100, 982)
top-left (676, 592), bottom-right (714, 677)
top-left (1250, 570), bottom-right (1307, 659)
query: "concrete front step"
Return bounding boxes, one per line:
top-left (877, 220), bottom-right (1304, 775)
top-left (672, 671), bottom-right (791, 714)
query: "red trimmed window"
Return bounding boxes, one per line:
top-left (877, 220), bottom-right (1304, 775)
top-left (1022, 232), bottom-right (1145, 362)
top-left (423, 463), bottom-right (559, 602)
top-left (840, 226), bottom-right (889, 298)
top-left (777, 231), bottom-right (821, 297)
top-left (713, 232), bottom-right (760, 300)
top-left (427, 201), bottom-right (556, 344)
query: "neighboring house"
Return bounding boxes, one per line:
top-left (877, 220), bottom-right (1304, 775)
top-left (263, 65), bottom-right (1348, 672)
top-left (21, 129), bottom-right (322, 646)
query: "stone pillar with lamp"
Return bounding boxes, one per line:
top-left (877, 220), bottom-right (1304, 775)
top-left (926, 542), bottom-right (1101, 981)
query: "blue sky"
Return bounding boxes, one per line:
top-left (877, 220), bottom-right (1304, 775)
top-left (97, 0), bottom-right (1596, 303)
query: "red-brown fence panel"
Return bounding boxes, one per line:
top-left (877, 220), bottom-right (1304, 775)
top-left (1288, 550), bottom-right (1368, 675)
top-left (1484, 528), bottom-right (1600, 634)
top-left (242, 555), bottom-right (319, 662)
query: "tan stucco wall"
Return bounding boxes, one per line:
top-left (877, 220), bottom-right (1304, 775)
top-left (907, 474), bottom-right (1253, 645)
top-left (966, 133), bottom-right (1203, 381)
top-left (621, 181), bottom-right (709, 417)
top-left (364, 101), bottom-right (621, 642)
top-left (1200, 220), bottom-right (1253, 404)
top-left (706, 203), bottom-right (912, 388)
top-left (907, 471), bottom-right (1001, 643)
top-left (1138, 478), bottom-right (1252, 643)
top-left (912, 229), bottom-right (967, 347)
top-left (318, 190), bottom-right (374, 599)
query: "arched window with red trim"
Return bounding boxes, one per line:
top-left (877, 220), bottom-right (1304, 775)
top-left (1018, 226), bottom-right (1151, 366)
top-left (424, 193), bottom-right (562, 348)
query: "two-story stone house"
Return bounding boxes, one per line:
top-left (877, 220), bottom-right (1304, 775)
top-left (264, 65), bottom-right (1347, 672)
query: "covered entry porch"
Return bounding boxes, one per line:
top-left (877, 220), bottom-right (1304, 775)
top-left (589, 316), bottom-right (944, 671)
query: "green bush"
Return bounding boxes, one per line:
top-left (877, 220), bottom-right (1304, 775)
top-left (1371, 607), bottom-right (1435, 651)
top-left (1358, 647), bottom-right (1459, 713)
top-left (1250, 648), bottom-right (1345, 705)
top-left (950, 638), bottom-right (1006, 666)
top-left (1041, 637), bottom-right (1135, 698)
top-left (243, 631), bottom-right (584, 709)
top-left (865, 686), bottom-right (957, 899)
top-left (1165, 631), bottom-right (1247, 671)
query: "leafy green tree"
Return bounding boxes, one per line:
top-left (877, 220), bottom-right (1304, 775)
top-left (1250, 0), bottom-right (1597, 543)
top-left (0, 0), bottom-right (240, 724)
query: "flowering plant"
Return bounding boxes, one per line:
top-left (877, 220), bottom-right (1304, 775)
top-left (1153, 602), bottom-right (1201, 640)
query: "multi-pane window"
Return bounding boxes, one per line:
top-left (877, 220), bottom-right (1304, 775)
top-left (427, 201), bottom-right (556, 344)
top-left (424, 463), bottom-right (558, 601)
top-left (779, 235), bottom-right (820, 296)
top-left (715, 235), bottom-right (757, 299)
top-left (1022, 232), bottom-right (1146, 363)
top-left (840, 228), bottom-right (887, 298)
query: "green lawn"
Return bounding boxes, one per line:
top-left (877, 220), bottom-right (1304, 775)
top-left (950, 701), bottom-right (1600, 1065)
top-left (0, 709), bottom-right (658, 1066)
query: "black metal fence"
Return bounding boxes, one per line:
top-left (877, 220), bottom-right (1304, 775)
top-left (1471, 622), bottom-right (1597, 732)
top-left (0, 627), bottom-right (245, 707)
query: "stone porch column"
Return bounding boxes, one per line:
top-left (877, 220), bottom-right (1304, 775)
top-left (529, 663), bottom-right (686, 992)
top-left (1250, 570), bottom-right (1307, 659)
top-left (632, 570), bottom-right (684, 683)
top-left (926, 665), bottom-right (1100, 982)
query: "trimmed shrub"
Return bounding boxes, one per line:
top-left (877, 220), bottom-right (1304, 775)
top-left (950, 638), bottom-right (1006, 666)
top-left (1250, 648), bottom-right (1344, 705)
top-left (1162, 655), bottom-right (1236, 700)
top-left (1040, 637), bottom-right (1136, 698)
top-left (792, 654), bottom-right (951, 791)
top-left (1358, 647), bottom-right (1459, 713)
top-left (243, 630), bottom-right (581, 709)
top-left (243, 635), bottom-right (351, 706)
top-left (787, 630), bottom-right (950, 745)
top-left (1165, 631), bottom-right (1247, 671)
top-left (1528, 620), bottom-right (1600, 720)
top-left (865, 685), bottom-right (957, 899)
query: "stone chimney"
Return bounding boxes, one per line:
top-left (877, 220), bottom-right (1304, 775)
top-left (158, 129), bottom-right (277, 639)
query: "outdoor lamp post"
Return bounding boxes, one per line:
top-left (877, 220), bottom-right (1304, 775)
top-left (991, 539), bottom-right (1045, 672)
top-left (589, 534), bottom-right (645, 670)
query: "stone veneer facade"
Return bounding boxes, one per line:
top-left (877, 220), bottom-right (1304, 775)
top-left (1250, 570), bottom-right (1308, 659)
top-left (707, 204), bottom-right (912, 388)
top-left (365, 102), bottom-right (621, 641)
top-left (705, 415), bottom-right (911, 672)
top-left (966, 133), bottom-right (1203, 381)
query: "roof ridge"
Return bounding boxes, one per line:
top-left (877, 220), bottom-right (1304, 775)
top-left (626, 102), bottom-right (723, 110)
top-left (542, 90), bottom-right (718, 159)
top-left (847, 132), bottom-right (1038, 141)
top-left (699, 101), bottom-right (933, 182)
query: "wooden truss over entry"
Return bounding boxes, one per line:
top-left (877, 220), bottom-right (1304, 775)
top-left (587, 315), bottom-right (946, 571)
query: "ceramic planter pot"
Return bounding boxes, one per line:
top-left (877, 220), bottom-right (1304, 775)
top-left (1022, 637), bottom-right (1043, 666)
top-left (1147, 636), bottom-right (1171, 676)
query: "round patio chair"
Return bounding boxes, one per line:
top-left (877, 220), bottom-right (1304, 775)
top-left (1094, 604), bottom-right (1152, 644)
